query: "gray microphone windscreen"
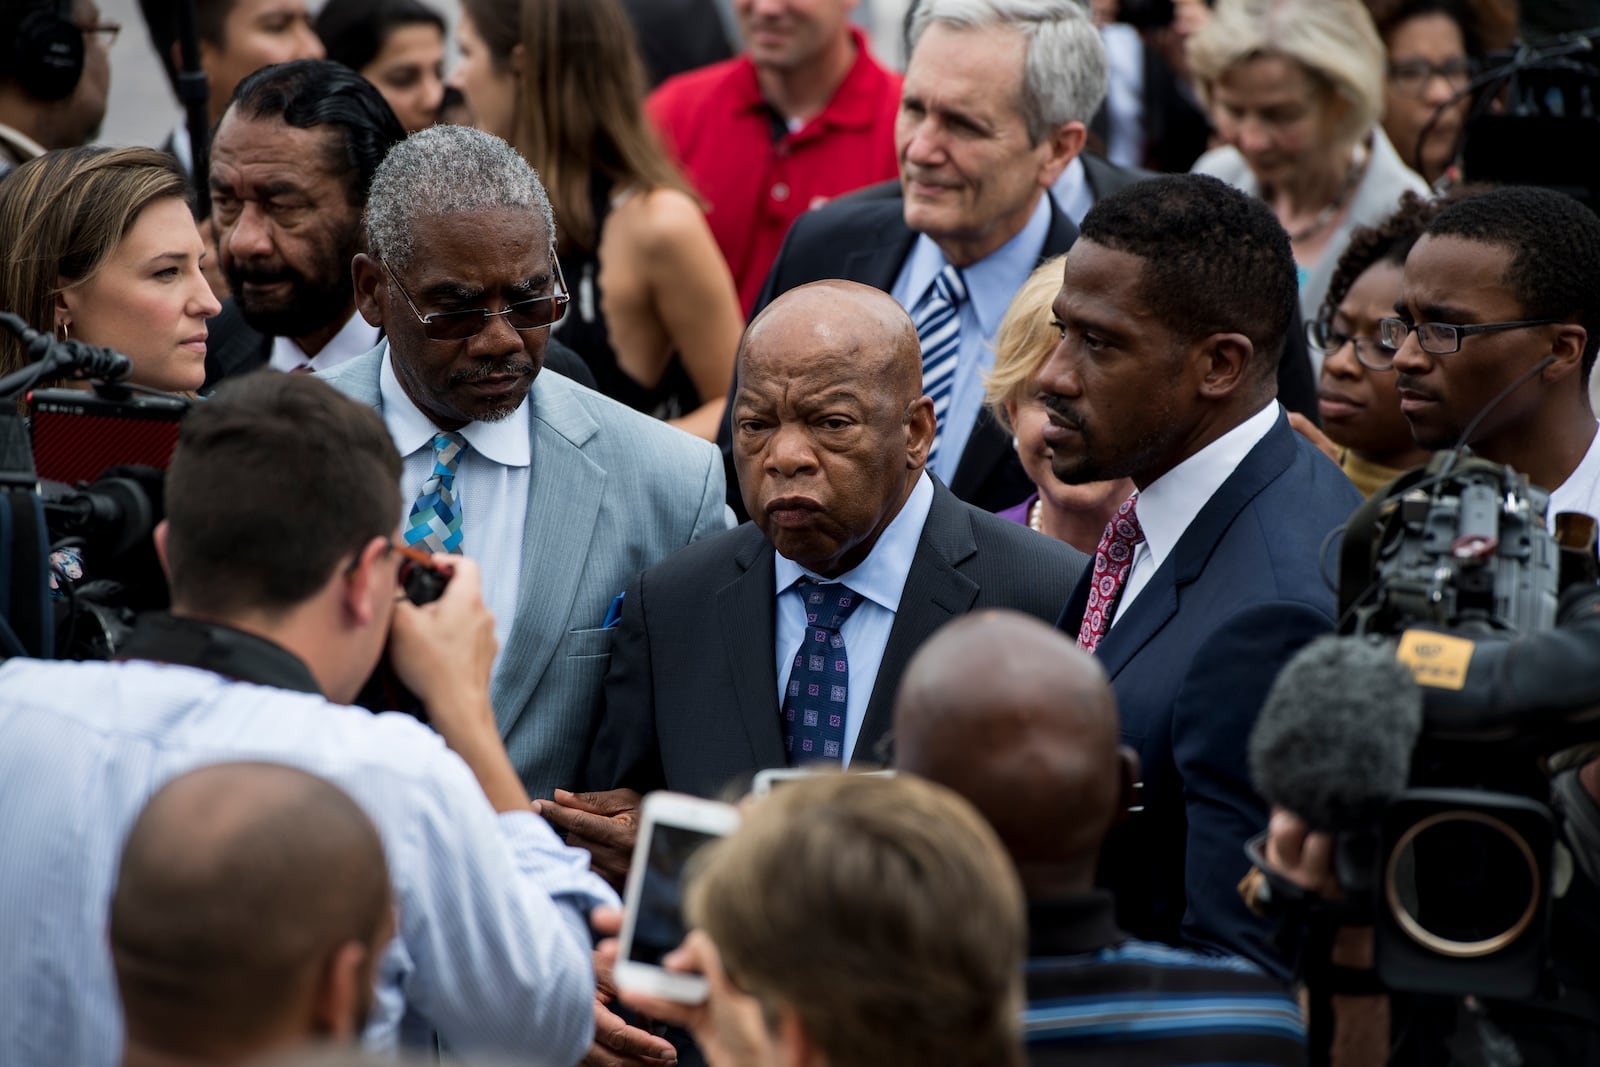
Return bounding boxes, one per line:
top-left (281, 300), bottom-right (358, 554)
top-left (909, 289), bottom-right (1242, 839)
top-left (1250, 635), bottom-right (1423, 832)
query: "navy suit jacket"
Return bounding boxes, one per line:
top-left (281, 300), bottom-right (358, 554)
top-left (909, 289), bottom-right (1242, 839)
top-left (1060, 411), bottom-right (1361, 977)
top-left (587, 479), bottom-right (1088, 799)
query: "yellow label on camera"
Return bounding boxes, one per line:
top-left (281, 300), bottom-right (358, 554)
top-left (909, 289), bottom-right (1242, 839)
top-left (1395, 630), bottom-right (1475, 690)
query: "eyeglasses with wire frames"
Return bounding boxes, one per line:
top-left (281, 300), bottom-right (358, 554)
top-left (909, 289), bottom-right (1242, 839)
top-left (1306, 319), bottom-right (1394, 372)
top-left (1377, 316), bottom-right (1562, 356)
top-left (382, 255), bottom-right (569, 341)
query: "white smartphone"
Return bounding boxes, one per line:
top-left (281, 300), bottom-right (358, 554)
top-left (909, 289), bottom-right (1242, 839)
top-left (615, 792), bottom-right (741, 1004)
top-left (751, 766), bottom-right (895, 797)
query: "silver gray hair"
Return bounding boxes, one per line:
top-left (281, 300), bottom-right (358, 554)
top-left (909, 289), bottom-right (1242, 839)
top-left (365, 125), bottom-right (557, 270)
top-left (907, 0), bottom-right (1108, 144)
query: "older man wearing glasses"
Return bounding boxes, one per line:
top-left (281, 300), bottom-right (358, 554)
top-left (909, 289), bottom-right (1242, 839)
top-left (1388, 183), bottom-right (1600, 526)
top-left (324, 124), bottom-right (732, 803)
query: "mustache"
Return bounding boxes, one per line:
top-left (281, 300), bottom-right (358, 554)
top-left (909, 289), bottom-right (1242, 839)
top-left (1040, 394), bottom-right (1086, 430)
top-left (449, 358), bottom-right (538, 385)
top-left (1394, 376), bottom-right (1440, 401)
top-left (226, 263), bottom-right (303, 287)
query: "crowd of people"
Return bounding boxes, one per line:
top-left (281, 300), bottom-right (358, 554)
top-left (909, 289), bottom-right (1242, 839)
top-left (2, 0), bottom-right (1600, 1064)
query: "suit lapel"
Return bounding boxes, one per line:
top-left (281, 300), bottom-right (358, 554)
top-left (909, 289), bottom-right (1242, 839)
top-left (717, 535), bottom-right (787, 770)
top-left (491, 377), bottom-right (605, 740)
top-left (840, 204), bottom-right (918, 290)
top-left (1091, 413), bottom-right (1298, 677)
top-left (856, 483), bottom-right (980, 760)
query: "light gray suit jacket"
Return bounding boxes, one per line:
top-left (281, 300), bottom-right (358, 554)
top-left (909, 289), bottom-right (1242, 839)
top-left (322, 344), bottom-right (733, 798)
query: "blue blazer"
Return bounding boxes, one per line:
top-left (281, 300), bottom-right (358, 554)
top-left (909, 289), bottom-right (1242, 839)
top-left (1060, 410), bottom-right (1361, 977)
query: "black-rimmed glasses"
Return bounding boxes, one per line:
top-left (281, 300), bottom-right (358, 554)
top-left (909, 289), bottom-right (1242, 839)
top-left (1386, 57), bottom-right (1475, 98)
top-left (1377, 316), bottom-right (1561, 356)
top-left (383, 256), bottom-right (569, 341)
top-left (1306, 319), bottom-right (1393, 372)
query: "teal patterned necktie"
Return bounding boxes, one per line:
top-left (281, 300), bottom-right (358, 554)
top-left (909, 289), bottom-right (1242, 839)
top-left (406, 431), bottom-right (466, 553)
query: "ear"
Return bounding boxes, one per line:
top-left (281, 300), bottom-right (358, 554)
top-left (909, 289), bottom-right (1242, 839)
top-left (905, 395), bottom-right (936, 471)
top-left (152, 519), bottom-right (173, 583)
top-left (54, 279), bottom-right (76, 327)
top-left (352, 253), bottom-right (386, 329)
top-left (1191, 332), bottom-right (1253, 400)
top-left (1004, 399), bottom-right (1022, 451)
top-left (777, 1005), bottom-right (823, 1067)
top-left (309, 940), bottom-right (371, 1040)
top-left (509, 41), bottom-right (525, 77)
top-left (1540, 324), bottom-right (1587, 386)
top-left (341, 535), bottom-right (391, 628)
top-left (1112, 744), bottom-right (1141, 828)
top-left (1037, 121), bottom-right (1089, 189)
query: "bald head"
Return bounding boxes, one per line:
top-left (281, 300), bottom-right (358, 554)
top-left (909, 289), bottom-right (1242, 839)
top-left (893, 611), bottom-right (1134, 895)
top-left (742, 281), bottom-right (926, 405)
top-left (111, 763), bottom-right (392, 1062)
top-left (733, 281), bottom-right (938, 578)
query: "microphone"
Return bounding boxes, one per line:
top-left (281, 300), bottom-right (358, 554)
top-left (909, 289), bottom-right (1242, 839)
top-left (1251, 635), bottom-right (1424, 834)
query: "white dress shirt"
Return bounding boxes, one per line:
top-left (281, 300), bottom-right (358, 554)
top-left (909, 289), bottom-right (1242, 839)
top-left (1548, 422), bottom-right (1600, 529)
top-left (772, 472), bottom-right (935, 764)
top-left (892, 196), bottom-right (1054, 485)
top-left (379, 346), bottom-right (527, 670)
top-left (0, 656), bottom-right (616, 1066)
top-left (1050, 156), bottom-right (1095, 227)
top-left (1113, 402), bottom-right (1280, 623)
top-left (269, 310), bottom-right (380, 373)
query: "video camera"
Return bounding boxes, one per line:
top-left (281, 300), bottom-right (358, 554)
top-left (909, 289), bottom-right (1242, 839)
top-left (1317, 449), bottom-right (1600, 1001)
top-left (0, 311), bottom-right (184, 661)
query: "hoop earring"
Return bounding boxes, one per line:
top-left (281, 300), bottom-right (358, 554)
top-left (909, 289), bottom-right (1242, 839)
top-left (57, 321), bottom-right (69, 343)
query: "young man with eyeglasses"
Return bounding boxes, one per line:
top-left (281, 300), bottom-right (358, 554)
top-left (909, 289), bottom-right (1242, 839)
top-left (1386, 183), bottom-right (1600, 524)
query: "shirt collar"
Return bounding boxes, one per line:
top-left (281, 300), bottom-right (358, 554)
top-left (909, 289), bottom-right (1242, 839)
top-left (1025, 891), bottom-right (1127, 958)
top-left (736, 26), bottom-right (884, 131)
top-left (378, 341), bottom-right (531, 467)
top-left (1134, 401), bottom-right (1280, 574)
top-left (1050, 156), bottom-right (1092, 226)
top-left (901, 194), bottom-right (1054, 339)
top-left (773, 471), bottom-right (935, 611)
top-left (0, 122), bottom-right (47, 163)
top-left (270, 309), bottom-right (380, 372)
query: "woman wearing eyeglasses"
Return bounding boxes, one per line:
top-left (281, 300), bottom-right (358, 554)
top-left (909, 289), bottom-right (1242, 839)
top-left (446, 0), bottom-right (741, 442)
top-left (1296, 192), bottom-right (1442, 497)
top-left (1365, 0), bottom-right (1518, 185)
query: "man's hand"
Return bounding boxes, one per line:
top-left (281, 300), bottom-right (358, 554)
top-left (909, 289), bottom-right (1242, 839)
top-left (389, 554), bottom-right (498, 740)
top-left (1264, 807), bottom-right (1342, 900)
top-left (585, 906), bottom-right (678, 1067)
top-left (605, 930), bottom-right (773, 1067)
top-left (536, 788), bottom-right (642, 891)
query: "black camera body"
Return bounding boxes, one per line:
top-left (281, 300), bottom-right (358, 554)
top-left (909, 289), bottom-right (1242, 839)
top-left (1337, 455), bottom-right (1599, 999)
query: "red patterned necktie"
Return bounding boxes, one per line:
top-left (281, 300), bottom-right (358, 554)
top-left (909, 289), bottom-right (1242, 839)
top-left (1077, 494), bottom-right (1145, 654)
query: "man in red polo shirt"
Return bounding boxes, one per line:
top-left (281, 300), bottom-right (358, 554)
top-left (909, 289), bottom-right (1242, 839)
top-left (647, 0), bottom-right (901, 315)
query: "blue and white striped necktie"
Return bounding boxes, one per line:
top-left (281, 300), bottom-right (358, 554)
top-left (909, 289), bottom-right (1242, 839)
top-left (405, 431), bottom-right (467, 554)
top-left (912, 264), bottom-right (968, 466)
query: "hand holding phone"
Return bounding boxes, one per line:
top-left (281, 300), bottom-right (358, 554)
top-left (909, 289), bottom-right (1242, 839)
top-left (615, 792), bottom-right (740, 1004)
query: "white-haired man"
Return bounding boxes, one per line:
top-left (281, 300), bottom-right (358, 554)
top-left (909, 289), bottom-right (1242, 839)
top-left (744, 0), bottom-right (1107, 514)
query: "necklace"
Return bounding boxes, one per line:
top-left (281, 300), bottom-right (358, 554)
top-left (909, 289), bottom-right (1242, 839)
top-left (1028, 498), bottom-right (1043, 533)
top-left (1285, 143), bottom-right (1368, 244)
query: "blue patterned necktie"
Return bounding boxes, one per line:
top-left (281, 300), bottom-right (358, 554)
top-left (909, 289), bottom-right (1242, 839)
top-left (911, 263), bottom-right (968, 467)
top-left (406, 431), bottom-right (466, 553)
top-left (781, 579), bottom-right (863, 765)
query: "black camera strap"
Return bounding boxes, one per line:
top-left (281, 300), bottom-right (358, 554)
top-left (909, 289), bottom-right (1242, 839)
top-left (116, 612), bottom-right (321, 695)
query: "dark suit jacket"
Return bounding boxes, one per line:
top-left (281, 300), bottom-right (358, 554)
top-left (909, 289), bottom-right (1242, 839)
top-left (201, 300), bottom-right (599, 392)
top-left (718, 193), bottom-right (1079, 518)
top-left (1058, 411), bottom-right (1361, 978)
top-left (587, 478), bottom-right (1088, 799)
